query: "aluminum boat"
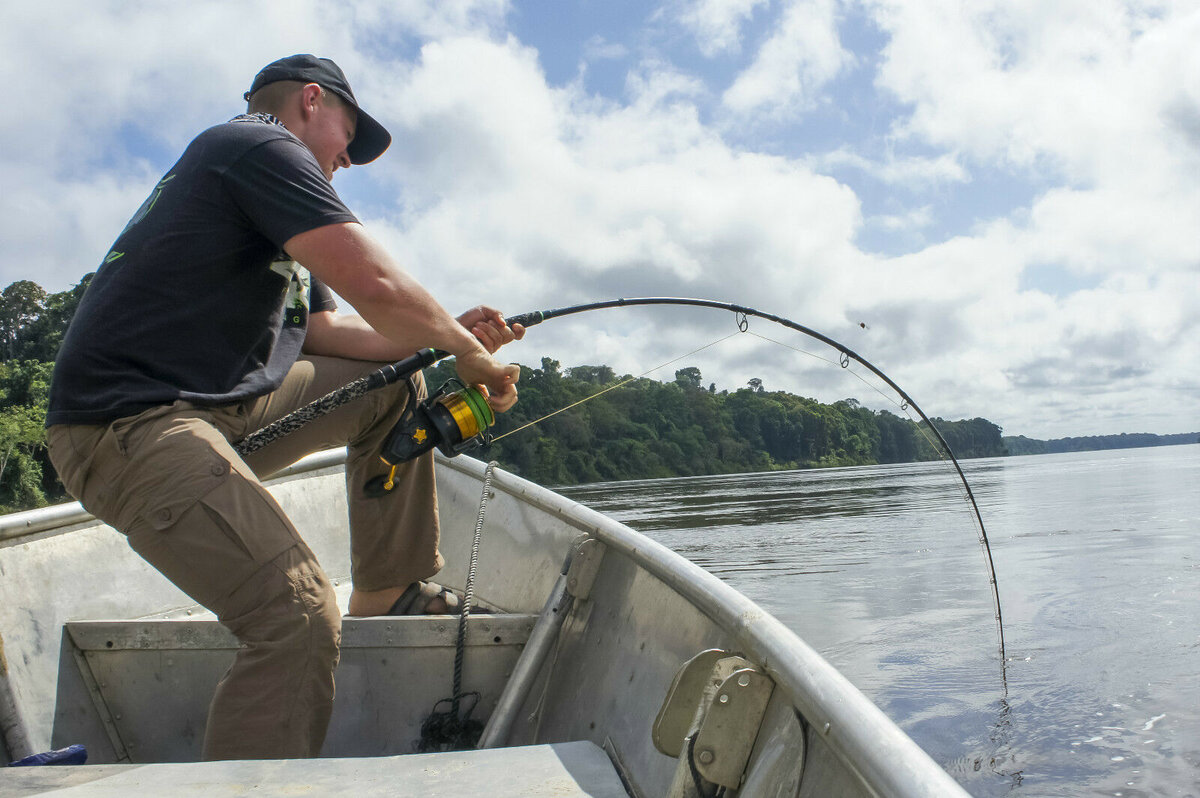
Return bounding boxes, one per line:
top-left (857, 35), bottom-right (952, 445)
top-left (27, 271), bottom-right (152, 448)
top-left (0, 451), bottom-right (969, 796)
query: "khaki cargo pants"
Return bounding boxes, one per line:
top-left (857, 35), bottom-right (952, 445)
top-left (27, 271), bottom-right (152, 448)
top-left (46, 355), bottom-right (443, 760)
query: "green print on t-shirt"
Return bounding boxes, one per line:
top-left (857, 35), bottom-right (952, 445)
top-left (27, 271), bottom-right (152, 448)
top-left (101, 175), bottom-right (177, 268)
top-left (271, 258), bottom-right (312, 328)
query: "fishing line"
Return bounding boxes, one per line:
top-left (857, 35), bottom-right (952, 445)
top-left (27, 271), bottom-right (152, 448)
top-left (742, 327), bottom-right (1004, 657)
top-left (490, 329), bottom-right (745, 444)
top-left (507, 297), bottom-right (1006, 664)
top-left (742, 329), bottom-right (898, 401)
top-left (741, 328), bottom-right (976, 514)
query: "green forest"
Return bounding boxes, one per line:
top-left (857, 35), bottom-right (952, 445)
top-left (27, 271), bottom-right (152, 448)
top-left (0, 276), bottom-right (1192, 512)
top-left (0, 278), bottom-right (92, 512)
top-left (424, 358), bottom-right (1005, 486)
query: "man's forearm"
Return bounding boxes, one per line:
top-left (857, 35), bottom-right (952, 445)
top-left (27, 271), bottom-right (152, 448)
top-left (284, 221), bottom-right (520, 411)
top-left (302, 311), bottom-right (421, 361)
top-left (285, 222), bottom-right (486, 360)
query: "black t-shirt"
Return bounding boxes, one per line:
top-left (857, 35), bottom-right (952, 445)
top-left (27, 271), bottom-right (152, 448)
top-left (47, 115), bottom-right (356, 426)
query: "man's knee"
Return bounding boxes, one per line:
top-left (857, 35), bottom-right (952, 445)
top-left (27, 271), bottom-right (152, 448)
top-left (222, 545), bottom-right (342, 663)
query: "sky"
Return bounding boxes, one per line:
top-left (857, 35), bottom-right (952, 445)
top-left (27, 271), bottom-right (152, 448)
top-left (2, 0), bottom-right (1197, 439)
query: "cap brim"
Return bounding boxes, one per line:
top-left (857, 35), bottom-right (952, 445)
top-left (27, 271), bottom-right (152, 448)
top-left (347, 107), bottom-right (391, 165)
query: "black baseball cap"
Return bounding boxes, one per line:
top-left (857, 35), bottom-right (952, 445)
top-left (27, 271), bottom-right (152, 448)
top-left (246, 54), bottom-right (391, 165)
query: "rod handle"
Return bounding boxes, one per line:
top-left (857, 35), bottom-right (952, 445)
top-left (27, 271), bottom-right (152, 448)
top-left (507, 311), bottom-right (545, 329)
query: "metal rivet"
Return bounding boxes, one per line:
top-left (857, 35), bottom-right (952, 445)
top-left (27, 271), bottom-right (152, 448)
top-left (823, 722), bottom-right (832, 734)
top-left (698, 749), bottom-right (714, 764)
top-left (211, 463), bottom-right (226, 476)
top-left (719, 694), bottom-right (729, 703)
top-left (737, 673), bottom-right (750, 687)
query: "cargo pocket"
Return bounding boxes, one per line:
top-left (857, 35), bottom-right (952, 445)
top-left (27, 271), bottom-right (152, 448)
top-left (130, 453), bottom-right (228, 534)
top-left (129, 460), bottom-right (303, 613)
top-left (196, 465), bottom-right (301, 565)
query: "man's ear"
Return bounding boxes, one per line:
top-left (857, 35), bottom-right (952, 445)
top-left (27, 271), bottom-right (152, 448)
top-left (300, 83), bottom-right (323, 119)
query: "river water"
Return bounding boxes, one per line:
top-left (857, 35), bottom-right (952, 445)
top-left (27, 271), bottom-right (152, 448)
top-left (558, 444), bottom-right (1200, 796)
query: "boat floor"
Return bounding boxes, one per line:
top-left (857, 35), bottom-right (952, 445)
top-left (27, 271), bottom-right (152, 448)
top-left (0, 741), bottom-right (628, 797)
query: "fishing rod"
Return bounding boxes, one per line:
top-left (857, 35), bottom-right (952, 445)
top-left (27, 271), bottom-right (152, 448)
top-left (235, 296), bottom-right (1005, 659)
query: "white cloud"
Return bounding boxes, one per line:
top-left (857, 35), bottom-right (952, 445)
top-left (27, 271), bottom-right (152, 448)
top-left (722, 0), bottom-right (852, 117)
top-left (870, 0), bottom-right (1199, 187)
top-left (816, 148), bottom-right (969, 186)
top-left (0, 168), bottom-right (161, 288)
top-left (0, 0), bottom-right (508, 291)
top-left (844, 0), bottom-right (1200, 434)
top-left (582, 36), bottom-right (629, 63)
top-left (352, 0), bottom-right (510, 39)
top-left (675, 0), bottom-right (771, 56)
top-left (370, 37), bottom-right (862, 325)
top-left (869, 206), bottom-right (934, 232)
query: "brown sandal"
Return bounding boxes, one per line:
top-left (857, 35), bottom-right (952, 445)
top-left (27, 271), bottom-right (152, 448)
top-left (386, 581), bottom-right (493, 616)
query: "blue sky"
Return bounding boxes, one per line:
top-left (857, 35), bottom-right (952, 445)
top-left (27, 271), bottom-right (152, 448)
top-left (2, 0), bottom-right (1197, 439)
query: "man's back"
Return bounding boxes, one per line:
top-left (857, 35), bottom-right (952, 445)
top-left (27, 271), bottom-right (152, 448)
top-left (47, 115), bottom-right (353, 426)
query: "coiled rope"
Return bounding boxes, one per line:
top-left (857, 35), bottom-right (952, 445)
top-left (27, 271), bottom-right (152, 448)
top-left (416, 461), bottom-right (498, 751)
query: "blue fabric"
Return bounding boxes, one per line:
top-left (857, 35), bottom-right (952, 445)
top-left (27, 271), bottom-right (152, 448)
top-left (7, 744), bottom-right (88, 767)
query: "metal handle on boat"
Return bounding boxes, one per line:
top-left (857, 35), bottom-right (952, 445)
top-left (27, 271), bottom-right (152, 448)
top-left (477, 570), bottom-right (573, 749)
top-left (478, 536), bottom-right (606, 748)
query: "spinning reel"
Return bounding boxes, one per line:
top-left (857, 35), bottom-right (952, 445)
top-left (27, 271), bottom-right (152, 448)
top-left (366, 376), bottom-right (496, 496)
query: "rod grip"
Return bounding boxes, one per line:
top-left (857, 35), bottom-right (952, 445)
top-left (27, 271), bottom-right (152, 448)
top-left (370, 348), bottom-right (447, 388)
top-left (507, 311), bottom-right (545, 329)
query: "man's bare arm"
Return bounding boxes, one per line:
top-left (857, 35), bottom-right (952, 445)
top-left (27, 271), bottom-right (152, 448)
top-left (303, 310), bottom-right (413, 362)
top-left (284, 222), bottom-right (519, 410)
top-left (303, 306), bottom-right (523, 363)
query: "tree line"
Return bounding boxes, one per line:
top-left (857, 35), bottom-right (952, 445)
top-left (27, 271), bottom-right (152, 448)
top-left (1003, 431), bottom-right (1198, 455)
top-left (424, 359), bottom-right (1007, 487)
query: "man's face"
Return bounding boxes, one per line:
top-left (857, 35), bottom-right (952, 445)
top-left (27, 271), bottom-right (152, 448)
top-left (303, 91), bottom-right (357, 181)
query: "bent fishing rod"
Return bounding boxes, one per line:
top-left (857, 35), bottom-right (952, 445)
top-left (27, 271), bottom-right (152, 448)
top-left (235, 296), bottom-right (1005, 659)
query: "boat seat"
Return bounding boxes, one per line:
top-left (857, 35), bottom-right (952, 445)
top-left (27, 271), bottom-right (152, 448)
top-left (0, 740), bottom-right (630, 796)
top-left (51, 615), bottom-right (539, 763)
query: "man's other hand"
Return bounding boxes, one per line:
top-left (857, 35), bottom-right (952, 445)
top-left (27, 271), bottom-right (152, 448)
top-left (454, 348), bottom-right (520, 413)
top-left (457, 305), bottom-right (525, 354)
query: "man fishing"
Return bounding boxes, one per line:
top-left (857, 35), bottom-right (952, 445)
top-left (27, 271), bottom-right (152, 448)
top-left (45, 54), bottom-right (522, 760)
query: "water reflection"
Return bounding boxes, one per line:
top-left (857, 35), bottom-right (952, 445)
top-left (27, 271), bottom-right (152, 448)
top-left (559, 445), bottom-right (1200, 797)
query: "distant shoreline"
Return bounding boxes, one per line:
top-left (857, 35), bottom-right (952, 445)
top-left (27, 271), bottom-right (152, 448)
top-left (1001, 431), bottom-right (1199, 456)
